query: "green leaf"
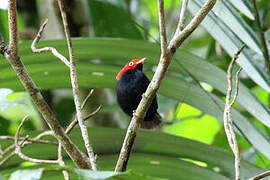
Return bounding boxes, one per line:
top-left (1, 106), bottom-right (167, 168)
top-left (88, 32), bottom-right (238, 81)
top-left (0, 128), bottom-right (263, 180)
top-left (0, 173), bottom-right (7, 180)
top-left (188, 0), bottom-right (270, 92)
top-left (204, 0), bottom-right (261, 55)
top-left (164, 104), bottom-right (221, 145)
top-left (228, 0), bottom-right (254, 20)
top-left (0, 38), bottom-right (270, 158)
top-left (0, 88), bottom-right (42, 130)
top-left (9, 168), bottom-right (44, 180)
top-left (0, 9), bottom-right (9, 42)
top-left (88, 0), bottom-right (144, 39)
top-left (74, 169), bottom-right (162, 180)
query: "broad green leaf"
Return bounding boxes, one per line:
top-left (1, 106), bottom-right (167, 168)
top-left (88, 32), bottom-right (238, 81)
top-left (0, 88), bottom-right (42, 130)
top-left (228, 0), bottom-right (254, 20)
top-left (188, 0), bottom-right (270, 92)
top-left (74, 169), bottom-right (161, 180)
top-left (9, 168), bottom-right (44, 180)
top-left (88, 0), bottom-right (144, 39)
top-left (200, 0), bottom-right (261, 55)
top-left (160, 76), bottom-right (270, 159)
top-left (0, 38), bottom-right (270, 158)
top-left (0, 173), bottom-right (7, 180)
top-left (164, 104), bottom-right (221, 145)
top-left (0, 9), bottom-right (8, 42)
top-left (0, 128), bottom-right (263, 180)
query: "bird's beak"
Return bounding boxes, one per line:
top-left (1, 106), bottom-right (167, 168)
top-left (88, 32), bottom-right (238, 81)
top-left (136, 57), bottom-right (146, 64)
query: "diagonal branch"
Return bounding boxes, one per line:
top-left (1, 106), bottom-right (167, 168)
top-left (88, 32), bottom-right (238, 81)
top-left (114, 0), bottom-right (216, 172)
top-left (57, 0), bottom-right (99, 171)
top-left (176, 0), bottom-right (189, 33)
top-left (249, 170), bottom-right (270, 180)
top-left (1, 0), bottom-right (90, 169)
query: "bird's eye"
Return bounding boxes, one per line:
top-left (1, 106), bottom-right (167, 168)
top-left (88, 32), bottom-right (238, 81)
top-left (129, 62), bottom-right (134, 66)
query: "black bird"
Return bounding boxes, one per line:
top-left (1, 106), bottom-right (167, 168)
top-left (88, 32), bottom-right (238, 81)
top-left (116, 58), bottom-right (161, 129)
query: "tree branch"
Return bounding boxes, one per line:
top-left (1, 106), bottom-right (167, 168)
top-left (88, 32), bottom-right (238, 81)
top-left (158, 0), bottom-right (167, 55)
top-left (57, 0), bottom-right (99, 171)
top-left (31, 19), bottom-right (70, 68)
top-left (114, 0), bottom-right (216, 172)
top-left (224, 46), bottom-right (245, 180)
top-left (8, 0), bottom-right (18, 57)
top-left (176, 0), bottom-right (189, 33)
top-left (14, 116), bottom-right (58, 164)
top-left (1, 0), bottom-right (90, 169)
top-left (249, 170), bottom-right (270, 180)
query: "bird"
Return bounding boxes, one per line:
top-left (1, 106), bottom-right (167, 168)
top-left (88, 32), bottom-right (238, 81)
top-left (116, 58), bottom-right (161, 129)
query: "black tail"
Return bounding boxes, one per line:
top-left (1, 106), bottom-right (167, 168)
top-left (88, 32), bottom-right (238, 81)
top-left (140, 113), bottom-right (162, 129)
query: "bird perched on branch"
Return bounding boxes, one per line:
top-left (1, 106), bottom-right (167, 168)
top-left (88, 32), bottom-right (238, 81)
top-left (116, 58), bottom-right (161, 129)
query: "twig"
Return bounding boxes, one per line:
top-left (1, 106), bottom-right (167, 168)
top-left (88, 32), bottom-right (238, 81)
top-left (114, 0), bottom-right (216, 172)
top-left (223, 46), bottom-right (245, 180)
top-left (65, 105), bottom-right (101, 134)
top-left (2, 0), bottom-right (90, 169)
top-left (252, 0), bottom-right (270, 72)
top-left (31, 19), bottom-right (70, 68)
top-left (57, 0), bottom-right (99, 170)
top-left (249, 170), bottom-right (270, 180)
top-left (0, 151), bottom-right (16, 166)
top-left (168, 0), bottom-right (216, 55)
top-left (0, 136), bottom-right (57, 145)
top-left (14, 116), bottom-right (58, 164)
top-left (0, 130), bottom-right (57, 164)
top-left (58, 142), bottom-right (70, 180)
top-left (158, 0), bottom-right (167, 55)
top-left (177, 0), bottom-right (189, 33)
top-left (81, 89), bottom-right (94, 109)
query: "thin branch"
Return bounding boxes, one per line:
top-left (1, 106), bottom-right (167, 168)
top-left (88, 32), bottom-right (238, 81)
top-left (14, 116), bottom-right (58, 164)
top-left (81, 89), bottom-right (94, 109)
top-left (168, 0), bottom-right (216, 55)
top-left (2, 0), bottom-right (90, 169)
top-left (0, 136), bottom-right (57, 145)
top-left (0, 130), bottom-right (57, 166)
top-left (224, 46), bottom-right (245, 180)
top-left (57, 0), bottom-right (99, 171)
top-left (177, 0), bottom-right (189, 33)
top-left (252, 0), bottom-right (270, 72)
top-left (8, 0), bottom-right (18, 57)
top-left (158, 0), bottom-right (167, 55)
top-left (249, 170), bottom-right (270, 180)
top-left (0, 151), bottom-right (16, 166)
top-left (58, 142), bottom-right (70, 180)
top-left (31, 19), bottom-right (70, 68)
top-left (114, 0), bottom-right (216, 172)
top-left (65, 105), bottom-right (101, 134)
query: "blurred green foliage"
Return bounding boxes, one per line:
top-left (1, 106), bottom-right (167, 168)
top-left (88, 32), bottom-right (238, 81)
top-left (0, 0), bottom-right (270, 179)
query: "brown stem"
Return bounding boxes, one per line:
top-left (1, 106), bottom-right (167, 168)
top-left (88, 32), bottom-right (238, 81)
top-left (2, 0), bottom-right (90, 169)
top-left (114, 0), bottom-right (216, 172)
top-left (57, 0), bottom-right (99, 170)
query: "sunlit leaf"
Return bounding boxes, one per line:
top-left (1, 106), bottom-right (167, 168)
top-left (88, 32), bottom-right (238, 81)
top-left (9, 168), bottom-right (44, 180)
top-left (188, 0), bottom-right (270, 93)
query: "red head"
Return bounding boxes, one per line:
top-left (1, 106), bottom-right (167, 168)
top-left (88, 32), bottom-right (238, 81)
top-left (116, 58), bottom-right (146, 80)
